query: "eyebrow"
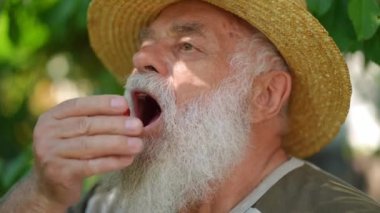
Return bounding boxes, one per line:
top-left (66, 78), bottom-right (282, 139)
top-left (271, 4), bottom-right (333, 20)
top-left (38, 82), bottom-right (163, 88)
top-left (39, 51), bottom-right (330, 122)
top-left (139, 22), bottom-right (205, 42)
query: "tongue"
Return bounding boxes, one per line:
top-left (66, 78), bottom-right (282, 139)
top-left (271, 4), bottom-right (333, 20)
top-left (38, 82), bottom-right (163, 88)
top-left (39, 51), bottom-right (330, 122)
top-left (123, 108), bottom-right (131, 116)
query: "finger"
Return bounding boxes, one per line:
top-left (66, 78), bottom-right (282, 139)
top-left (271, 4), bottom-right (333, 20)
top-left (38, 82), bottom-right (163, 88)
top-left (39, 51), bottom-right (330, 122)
top-left (57, 135), bottom-right (143, 159)
top-left (50, 157), bottom-right (135, 180)
top-left (68, 156), bottom-right (135, 178)
top-left (50, 95), bottom-right (128, 119)
top-left (56, 116), bottom-right (143, 138)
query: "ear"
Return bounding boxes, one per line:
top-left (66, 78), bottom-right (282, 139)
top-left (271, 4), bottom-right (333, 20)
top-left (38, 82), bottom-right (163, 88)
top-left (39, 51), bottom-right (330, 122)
top-left (251, 71), bottom-right (292, 123)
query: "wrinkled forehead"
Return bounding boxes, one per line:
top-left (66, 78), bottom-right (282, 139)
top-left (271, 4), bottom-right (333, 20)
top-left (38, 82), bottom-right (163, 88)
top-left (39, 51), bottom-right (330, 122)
top-left (157, 0), bottom-right (238, 20)
top-left (145, 0), bottom-right (257, 38)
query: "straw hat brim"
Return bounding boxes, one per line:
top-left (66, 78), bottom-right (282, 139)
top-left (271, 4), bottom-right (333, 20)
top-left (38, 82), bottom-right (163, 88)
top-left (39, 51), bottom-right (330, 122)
top-left (88, 0), bottom-right (351, 158)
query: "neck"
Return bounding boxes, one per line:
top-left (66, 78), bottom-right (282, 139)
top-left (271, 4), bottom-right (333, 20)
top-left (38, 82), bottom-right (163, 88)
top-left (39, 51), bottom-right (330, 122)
top-left (182, 130), bottom-right (289, 213)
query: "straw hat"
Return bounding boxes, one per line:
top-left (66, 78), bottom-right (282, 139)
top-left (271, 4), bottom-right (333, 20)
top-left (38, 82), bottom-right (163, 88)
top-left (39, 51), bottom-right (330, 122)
top-left (87, 0), bottom-right (351, 158)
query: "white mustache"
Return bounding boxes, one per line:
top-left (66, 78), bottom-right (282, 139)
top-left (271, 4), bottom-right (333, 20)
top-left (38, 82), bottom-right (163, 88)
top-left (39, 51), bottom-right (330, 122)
top-left (124, 71), bottom-right (176, 118)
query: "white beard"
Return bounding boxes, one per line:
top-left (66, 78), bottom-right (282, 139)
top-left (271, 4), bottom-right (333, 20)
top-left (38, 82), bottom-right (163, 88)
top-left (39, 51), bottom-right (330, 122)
top-left (95, 69), bottom-right (255, 213)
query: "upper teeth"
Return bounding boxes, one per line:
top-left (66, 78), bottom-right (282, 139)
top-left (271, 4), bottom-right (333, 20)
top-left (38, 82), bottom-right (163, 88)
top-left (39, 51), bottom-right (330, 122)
top-left (138, 93), bottom-right (147, 98)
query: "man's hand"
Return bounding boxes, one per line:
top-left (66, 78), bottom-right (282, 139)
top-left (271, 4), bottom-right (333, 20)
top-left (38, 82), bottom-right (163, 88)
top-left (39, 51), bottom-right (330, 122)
top-left (0, 95), bottom-right (143, 212)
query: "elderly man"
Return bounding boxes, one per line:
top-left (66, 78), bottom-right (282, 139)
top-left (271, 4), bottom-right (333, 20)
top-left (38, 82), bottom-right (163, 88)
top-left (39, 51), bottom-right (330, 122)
top-left (1, 0), bottom-right (380, 212)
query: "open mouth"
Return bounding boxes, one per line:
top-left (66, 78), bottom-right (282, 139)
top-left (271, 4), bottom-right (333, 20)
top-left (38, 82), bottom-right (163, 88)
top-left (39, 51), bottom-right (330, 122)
top-left (132, 91), bottom-right (162, 127)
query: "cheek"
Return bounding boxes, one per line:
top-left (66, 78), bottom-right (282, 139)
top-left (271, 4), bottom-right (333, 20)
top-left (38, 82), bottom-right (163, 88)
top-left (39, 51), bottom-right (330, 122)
top-left (170, 58), bottom-right (230, 105)
top-left (172, 71), bottom-right (211, 105)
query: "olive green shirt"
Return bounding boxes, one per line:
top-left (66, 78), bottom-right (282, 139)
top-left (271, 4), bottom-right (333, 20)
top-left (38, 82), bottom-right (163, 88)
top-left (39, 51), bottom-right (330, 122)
top-left (70, 158), bottom-right (380, 213)
top-left (231, 158), bottom-right (380, 213)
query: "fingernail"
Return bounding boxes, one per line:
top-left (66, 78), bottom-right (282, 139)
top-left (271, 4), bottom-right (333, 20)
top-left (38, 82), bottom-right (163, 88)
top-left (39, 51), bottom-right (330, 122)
top-left (128, 138), bottom-right (143, 152)
top-left (125, 118), bottom-right (142, 131)
top-left (111, 97), bottom-right (125, 108)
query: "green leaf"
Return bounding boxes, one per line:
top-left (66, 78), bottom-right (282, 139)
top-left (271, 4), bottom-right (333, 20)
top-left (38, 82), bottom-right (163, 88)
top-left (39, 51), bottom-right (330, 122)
top-left (317, 0), bottom-right (361, 53)
top-left (0, 12), bottom-right (14, 60)
top-left (348, 0), bottom-right (380, 40)
top-left (363, 28), bottom-right (380, 65)
top-left (307, 0), bottom-right (334, 16)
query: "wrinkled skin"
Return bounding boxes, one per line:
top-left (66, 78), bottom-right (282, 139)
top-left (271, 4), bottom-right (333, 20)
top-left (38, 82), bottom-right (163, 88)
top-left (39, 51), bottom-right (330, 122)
top-left (0, 1), bottom-right (291, 212)
top-left (0, 95), bottom-right (145, 212)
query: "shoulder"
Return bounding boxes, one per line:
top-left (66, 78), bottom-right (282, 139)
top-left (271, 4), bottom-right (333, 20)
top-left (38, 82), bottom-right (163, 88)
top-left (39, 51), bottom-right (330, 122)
top-left (255, 161), bottom-right (380, 213)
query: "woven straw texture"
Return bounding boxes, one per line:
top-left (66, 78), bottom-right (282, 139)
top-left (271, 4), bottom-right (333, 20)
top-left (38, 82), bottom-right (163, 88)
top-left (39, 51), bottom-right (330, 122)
top-left (88, 0), bottom-right (351, 158)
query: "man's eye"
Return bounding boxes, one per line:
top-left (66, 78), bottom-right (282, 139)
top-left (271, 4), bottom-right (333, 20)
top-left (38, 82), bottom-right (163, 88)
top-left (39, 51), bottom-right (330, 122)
top-left (180, 42), bottom-right (194, 51)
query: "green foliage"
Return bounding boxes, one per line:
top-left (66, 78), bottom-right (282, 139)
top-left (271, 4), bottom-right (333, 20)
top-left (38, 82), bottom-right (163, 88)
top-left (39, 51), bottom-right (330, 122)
top-left (307, 0), bottom-right (334, 16)
top-left (0, 0), bottom-right (380, 198)
top-left (307, 0), bottom-right (380, 65)
top-left (348, 0), bottom-right (380, 41)
top-left (0, 0), bottom-right (121, 197)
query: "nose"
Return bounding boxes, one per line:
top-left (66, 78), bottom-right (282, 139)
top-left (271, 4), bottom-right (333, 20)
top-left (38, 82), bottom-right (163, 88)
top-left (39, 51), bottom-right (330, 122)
top-left (133, 43), bottom-right (169, 76)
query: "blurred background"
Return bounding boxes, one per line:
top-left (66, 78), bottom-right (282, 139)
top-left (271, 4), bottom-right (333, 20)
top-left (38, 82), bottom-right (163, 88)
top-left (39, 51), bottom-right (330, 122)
top-left (1, 0), bottom-right (380, 202)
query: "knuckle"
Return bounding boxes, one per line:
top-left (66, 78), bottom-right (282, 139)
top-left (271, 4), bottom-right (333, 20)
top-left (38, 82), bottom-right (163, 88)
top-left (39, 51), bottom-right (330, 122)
top-left (78, 136), bottom-right (90, 151)
top-left (77, 116), bottom-right (90, 135)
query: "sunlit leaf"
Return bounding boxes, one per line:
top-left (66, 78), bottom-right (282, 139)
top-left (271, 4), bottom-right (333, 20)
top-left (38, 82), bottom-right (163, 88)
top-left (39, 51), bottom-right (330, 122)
top-left (0, 6), bottom-right (49, 65)
top-left (348, 0), bottom-right (380, 40)
top-left (0, 12), bottom-right (15, 61)
top-left (16, 10), bottom-right (49, 61)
